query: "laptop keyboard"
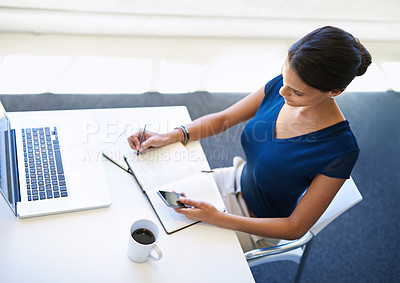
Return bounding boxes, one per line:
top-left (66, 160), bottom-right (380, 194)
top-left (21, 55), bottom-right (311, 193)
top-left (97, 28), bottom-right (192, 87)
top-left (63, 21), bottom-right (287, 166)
top-left (22, 127), bottom-right (68, 201)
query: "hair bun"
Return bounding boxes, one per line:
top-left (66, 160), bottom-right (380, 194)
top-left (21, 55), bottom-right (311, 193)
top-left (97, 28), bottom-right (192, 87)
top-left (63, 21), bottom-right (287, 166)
top-left (356, 40), bottom-right (372, 76)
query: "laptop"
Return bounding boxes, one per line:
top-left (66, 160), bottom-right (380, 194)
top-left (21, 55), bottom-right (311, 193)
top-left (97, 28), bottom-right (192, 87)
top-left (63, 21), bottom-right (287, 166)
top-left (0, 101), bottom-right (112, 218)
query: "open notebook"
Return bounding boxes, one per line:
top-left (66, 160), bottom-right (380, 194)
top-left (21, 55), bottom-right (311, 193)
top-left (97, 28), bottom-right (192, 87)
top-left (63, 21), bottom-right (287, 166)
top-left (103, 138), bottom-right (225, 234)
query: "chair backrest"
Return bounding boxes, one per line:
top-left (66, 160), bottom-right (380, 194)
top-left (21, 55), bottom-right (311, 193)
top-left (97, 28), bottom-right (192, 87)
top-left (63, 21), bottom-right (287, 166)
top-left (309, 177), bottom-right (362, 235)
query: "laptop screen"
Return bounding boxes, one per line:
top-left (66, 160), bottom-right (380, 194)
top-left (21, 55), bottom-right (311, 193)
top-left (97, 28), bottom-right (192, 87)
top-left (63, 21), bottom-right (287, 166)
top-left (0, 102), bottom-right (17, 215)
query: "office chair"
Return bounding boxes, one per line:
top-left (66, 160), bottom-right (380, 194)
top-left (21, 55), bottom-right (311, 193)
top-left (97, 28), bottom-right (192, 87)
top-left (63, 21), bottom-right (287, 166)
top-left (245, 177), bottom-right (362, 283)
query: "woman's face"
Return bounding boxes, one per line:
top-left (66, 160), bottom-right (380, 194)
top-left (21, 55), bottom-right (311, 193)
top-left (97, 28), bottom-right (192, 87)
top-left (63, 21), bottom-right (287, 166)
top-left (280, 57), bottom-right (340, 108)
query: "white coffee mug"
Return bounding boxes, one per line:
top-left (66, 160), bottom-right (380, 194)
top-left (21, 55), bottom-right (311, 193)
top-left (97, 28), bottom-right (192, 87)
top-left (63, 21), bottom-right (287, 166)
top-left (127, 219), bottom-right (163, 263)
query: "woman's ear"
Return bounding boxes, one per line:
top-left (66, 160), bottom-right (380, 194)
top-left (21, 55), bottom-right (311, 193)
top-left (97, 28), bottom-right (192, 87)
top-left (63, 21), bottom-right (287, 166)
top-left (328, 89), bottom-right (345, 98)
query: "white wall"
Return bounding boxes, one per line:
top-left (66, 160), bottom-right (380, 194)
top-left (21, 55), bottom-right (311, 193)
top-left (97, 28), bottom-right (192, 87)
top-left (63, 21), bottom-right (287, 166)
top-left (0, 1), bottom-right (399, 94)
top-left (0, 0), bottom-right (399, 40)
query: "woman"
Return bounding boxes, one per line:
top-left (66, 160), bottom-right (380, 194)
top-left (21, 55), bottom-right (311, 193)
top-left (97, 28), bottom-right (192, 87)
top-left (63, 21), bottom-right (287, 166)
top-left (128, 26), bottom-right (372, 252)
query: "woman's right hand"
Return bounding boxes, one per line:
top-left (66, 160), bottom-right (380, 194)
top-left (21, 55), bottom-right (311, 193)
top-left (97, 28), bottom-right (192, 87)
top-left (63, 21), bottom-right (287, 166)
top-left (127, 129), bottom-right (179, 154)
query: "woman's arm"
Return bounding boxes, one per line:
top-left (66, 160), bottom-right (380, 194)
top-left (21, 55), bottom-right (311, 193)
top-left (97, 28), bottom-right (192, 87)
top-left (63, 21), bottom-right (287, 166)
top-left (185, 85), bottom-right (265, 141)
top-left (129, 86), bottom-right (265, 152)
top-left (176, 174), bottom-right (345, 240)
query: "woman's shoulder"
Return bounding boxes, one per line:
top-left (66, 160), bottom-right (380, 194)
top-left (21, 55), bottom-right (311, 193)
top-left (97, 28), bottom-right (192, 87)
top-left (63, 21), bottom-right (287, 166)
top-left (314, 120), bottom-right (359, 150)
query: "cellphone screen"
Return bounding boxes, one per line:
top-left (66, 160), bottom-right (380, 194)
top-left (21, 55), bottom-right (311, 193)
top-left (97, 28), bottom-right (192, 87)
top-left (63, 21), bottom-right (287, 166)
top-left (158, 191), bottom-right (186, 208)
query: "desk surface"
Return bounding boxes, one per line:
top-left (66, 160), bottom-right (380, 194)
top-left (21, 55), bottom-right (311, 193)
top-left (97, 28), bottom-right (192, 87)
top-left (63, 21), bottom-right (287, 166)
top-left (0, 107), bottom-right (254, 283)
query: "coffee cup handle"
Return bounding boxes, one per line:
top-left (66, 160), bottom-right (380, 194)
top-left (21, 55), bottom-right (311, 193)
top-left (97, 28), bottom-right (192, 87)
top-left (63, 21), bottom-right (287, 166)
top-left (148, 245), bottom-right (163, 261)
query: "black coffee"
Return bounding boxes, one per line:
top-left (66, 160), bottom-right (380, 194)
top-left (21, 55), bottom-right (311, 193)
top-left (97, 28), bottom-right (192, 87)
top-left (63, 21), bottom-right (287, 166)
top-left (131, 228), bottom-right (156, 245)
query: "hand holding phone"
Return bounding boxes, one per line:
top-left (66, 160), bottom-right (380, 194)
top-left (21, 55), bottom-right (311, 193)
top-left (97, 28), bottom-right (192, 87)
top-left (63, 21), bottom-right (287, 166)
top-left (157, 190), bottom-right (191, 208)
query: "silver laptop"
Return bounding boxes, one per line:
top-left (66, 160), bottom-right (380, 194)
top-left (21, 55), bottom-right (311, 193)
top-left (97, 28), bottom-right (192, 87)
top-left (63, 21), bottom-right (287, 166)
top-left (0, 101), bottom-right (111, 218)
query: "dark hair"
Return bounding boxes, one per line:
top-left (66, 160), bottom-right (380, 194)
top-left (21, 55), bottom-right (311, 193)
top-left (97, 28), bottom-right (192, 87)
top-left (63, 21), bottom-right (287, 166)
top-left (288, 26), bottom-right (372, 92)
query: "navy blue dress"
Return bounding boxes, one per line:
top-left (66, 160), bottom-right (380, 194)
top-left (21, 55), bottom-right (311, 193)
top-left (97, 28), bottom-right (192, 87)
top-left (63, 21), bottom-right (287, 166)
top-left (240, 75), bottom-right (359, 218)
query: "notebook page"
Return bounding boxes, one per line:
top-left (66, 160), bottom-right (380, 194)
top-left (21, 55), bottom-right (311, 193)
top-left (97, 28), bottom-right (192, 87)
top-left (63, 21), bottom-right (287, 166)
top-left (125, 142), bottom-right (203, 190)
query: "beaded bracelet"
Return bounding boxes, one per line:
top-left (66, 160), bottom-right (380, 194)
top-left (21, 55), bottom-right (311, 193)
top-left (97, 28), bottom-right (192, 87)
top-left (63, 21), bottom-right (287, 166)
top-left (175, 127), bottom-right (185, 143)
top-left (174, 125), bottom-right (190, 144)
top-left (180, 125), bottom-right (189, 143)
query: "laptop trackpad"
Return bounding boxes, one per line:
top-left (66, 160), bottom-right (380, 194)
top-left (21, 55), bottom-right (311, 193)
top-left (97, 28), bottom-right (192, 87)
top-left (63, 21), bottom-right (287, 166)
top-left (61, 143), bottom-right (109, 200)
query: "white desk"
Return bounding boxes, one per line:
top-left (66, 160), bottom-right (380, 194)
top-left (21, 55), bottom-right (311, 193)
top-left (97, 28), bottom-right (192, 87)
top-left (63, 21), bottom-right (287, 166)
top-left (0, 107), bottom-right (254, 283)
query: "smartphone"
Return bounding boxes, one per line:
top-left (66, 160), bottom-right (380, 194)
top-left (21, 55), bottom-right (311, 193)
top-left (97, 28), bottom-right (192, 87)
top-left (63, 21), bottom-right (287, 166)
top-left (157, 190), bottom-right (190, 208)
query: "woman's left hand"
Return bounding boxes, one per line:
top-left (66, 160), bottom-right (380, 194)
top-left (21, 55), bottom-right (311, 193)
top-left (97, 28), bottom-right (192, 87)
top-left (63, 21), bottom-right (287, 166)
top-left (174, 197), bottom-right (221, 224)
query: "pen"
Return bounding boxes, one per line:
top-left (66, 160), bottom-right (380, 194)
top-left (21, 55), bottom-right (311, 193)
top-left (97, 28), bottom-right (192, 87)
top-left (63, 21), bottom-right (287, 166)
top-left (137, 124), bottom-right (147, 156)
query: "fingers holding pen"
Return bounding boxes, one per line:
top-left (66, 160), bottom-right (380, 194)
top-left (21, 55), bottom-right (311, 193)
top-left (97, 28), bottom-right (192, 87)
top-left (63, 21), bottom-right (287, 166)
top-left (127, 126), bottom-right (181, 153)
top-left (138, 136), bottom-right (152, 153)
top-left (128, 134), bottom-right (140, 151)
top-left (128, 129), bottom-right (164, 153)
top-left (127, 129), bottom-right (145, 151)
